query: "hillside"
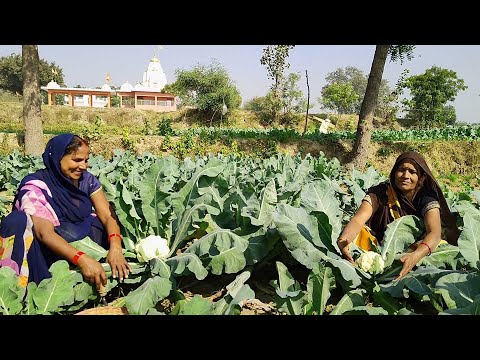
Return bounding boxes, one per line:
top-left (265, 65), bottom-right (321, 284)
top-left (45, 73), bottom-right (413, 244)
top-left (1, 102), bottom-right (479, 190)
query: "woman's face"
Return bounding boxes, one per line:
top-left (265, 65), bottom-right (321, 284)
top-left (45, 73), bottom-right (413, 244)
top-left (394, 159), bottom-right (425, 196)
top-left (60, 143), bottom-right (89, 181)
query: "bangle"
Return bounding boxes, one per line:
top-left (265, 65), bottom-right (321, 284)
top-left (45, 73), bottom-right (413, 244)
top-left (337, 237), bottom-right (348, 243)
top-left (72, 251), bottom-right (85, 265)
top-left (419, 241), bottom-right (432, 256)
top-left (108, 233), bottom-right (122, 243)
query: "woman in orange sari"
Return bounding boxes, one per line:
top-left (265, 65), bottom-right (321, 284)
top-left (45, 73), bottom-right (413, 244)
top-left (337, 151), bottom-right (459, 280)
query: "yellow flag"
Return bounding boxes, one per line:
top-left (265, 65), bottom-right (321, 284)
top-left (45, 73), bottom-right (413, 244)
top-left (106, 73), bottom-right (111, 82)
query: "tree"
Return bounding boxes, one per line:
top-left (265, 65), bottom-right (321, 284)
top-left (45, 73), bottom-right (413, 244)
top-left (279, 73), bottom-right (308, 114)
top-left (260, 45), bottom-right (295, 97)
top-left (399, 66), bottom-right (467, 127)
top-left (278, 72), bottom-right (309, 127)
top-left (243, 72), bottom-right (308, 127)
top-left (347, 45), bottom-right (415, 169)
top-left (167, 60), bottom-right (242, 123)
top-left (260, 45), bottom-right (295, 124)
top-left (22, 45), bottom-right (44, 155)
top-left (321, 66), bottom-right (392, 115)
top-left (0, 53), bottom-right (64, 95)
top-left (243, 96), bottom-right (266, 112)
top-left (319, 82), bottom-right (359, 114)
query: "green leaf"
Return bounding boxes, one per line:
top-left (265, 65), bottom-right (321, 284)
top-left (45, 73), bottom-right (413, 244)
top-left (171, 295), bottom-right (214, 315)
top-left (171, 159), bottom-right (224, 217)
top-left (166, 253), bottom-right (208, 280)
top-left (139, 156), bottom-right (179, 233)
top-left (441, 295), bottom-right (480, 314)
top-left (124, 276), bottom-right (172, 315)
top-left (435, 272), bottom-right (480, 309)
top-left (185, 229), bottom-right (249, 275)
top-left (419, 243), bottom-right (462, 269)
top-left (273, 204), bottom-right (361, 287)
top-left (271, 261), bottom-right (306, 315)
top-left (244, 227), bottom-right (280, 265)
top-left (169, 202), bottom-right (220, 257)
top-left (457, 214), bottom-right (480, 268)
top-left (330, 289), bottom-right (365, 315)
top-left (70, 237), bottom-right (108, 261)
top-left (300, 179), bottom-right (343, 244)
top-left (306, 262), bottom-right (336, 315)
top-left (213, 271), bottom-right (255, 315)
top-left (381, 215), bottom-right (424, 267)
top-left (241, 178), bottom-right (277, 227)
top-left (33, 261), bottom-right (81, 315)
top-left (343, 305), bottom-right (388, 315)
top-left (372, 283), bottom-right (403, 314)
top-left (0, 267), bottom-right (25, 315)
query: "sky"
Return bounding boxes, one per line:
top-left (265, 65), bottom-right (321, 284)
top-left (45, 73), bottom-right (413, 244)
top-left (1, 45), bottom-right (479, 123)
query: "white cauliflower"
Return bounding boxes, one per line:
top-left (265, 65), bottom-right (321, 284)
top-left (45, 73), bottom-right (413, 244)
top-left (356, 251), bottom-right (385, 275)
top-left (135, 235), bottom-right (170, 262)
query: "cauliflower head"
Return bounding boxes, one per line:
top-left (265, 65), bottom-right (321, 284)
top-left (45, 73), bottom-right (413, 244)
top-left (356, 251), bottom-right (385, 275)
top-left (135, 235), bottom-right (170, 262)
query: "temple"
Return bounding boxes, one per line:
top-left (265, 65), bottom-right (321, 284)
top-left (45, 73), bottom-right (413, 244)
top-left (41, 50), bottom-right (176, 113)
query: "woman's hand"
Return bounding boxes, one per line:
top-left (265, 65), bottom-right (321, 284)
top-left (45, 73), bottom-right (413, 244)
top-left (77, 255), bottom-right (107, 291)
top-left (396, 250), bottom-right (425, 280)
top-left (106, 246), bottom-right (132, 282)
top-left (337, 238), bottom-right (354, 263)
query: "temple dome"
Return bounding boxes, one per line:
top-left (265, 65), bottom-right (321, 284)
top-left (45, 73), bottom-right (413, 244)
top-left (46, 80), bottom-right (60, 89)
top-left (120, 82), bottom-right (133, 91)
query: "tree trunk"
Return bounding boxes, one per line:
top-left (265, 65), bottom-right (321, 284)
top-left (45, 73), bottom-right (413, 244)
top-left (347, 45), bottom-right (389, 170)
top-left (22, 45), bottom-right (44, 155)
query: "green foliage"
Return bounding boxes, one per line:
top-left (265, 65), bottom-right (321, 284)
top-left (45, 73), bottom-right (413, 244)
top-left (121, 127), bottom-right (135, 151)
top-left (111, 95), bottom-right (120, 107)
top-left (387, 45), bottom-right (416, 64)
top-left (0, 52), bottom-right (65, 95)
top-left (243, 96), bottom-right (266, 112)
top-left (172, 129), bottom-right (197, 158)
top-left (399, 66), bottom-right (467, 127)
top-left (254, 139), bottom-right (278, 158)
top-left (319, 82), bottom-right (359, 114)
top-left (161, 134), bottom-right (173, 151)
top-left (280, 72), bottom-right (309, 114)
top-left (55, 94), bottom-right (65, 105)
top-left (320, 66), bottom-right (393, 116)
top-left (437, 105), bottom-right (457, 126)
top-left (248, 92), bottom-right (283, 126)
top-left (157, 118), bottom-right (175, 136)
top-left (141, 116), bottom-right (154, 135)
top-left (259, 45), bottom-right (297, 123)
top-left (329, 114), bottom-right (357, 131)
top-left (244, 73), bottom-right (307, 126)
top-left (169, 60), bottom-right (242, 124)
top-left (79, 115), bottom-right (106, 142)
top-left (260, 45), bottom-right (295, 96)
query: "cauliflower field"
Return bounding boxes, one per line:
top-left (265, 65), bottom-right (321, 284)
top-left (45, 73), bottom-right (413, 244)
top-left (1, 150), bottom-right (480, 315)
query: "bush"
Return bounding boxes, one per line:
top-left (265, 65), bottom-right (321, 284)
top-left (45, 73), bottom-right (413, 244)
top-left (157, 119), bottom-right (175, 136)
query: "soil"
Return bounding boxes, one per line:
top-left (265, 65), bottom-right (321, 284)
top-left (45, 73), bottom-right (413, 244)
top-left (84, 260), bottom-right (314, 315)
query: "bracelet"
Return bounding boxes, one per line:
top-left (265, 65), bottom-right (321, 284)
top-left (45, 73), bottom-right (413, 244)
top-left (419, 241), bottom-right (432, 256)
top-left (337, 237), bottom-right (348, 243)
top-left (108, 233), bottom-right (122, 243)
top-left (72, 251), bottom-right (85, 265)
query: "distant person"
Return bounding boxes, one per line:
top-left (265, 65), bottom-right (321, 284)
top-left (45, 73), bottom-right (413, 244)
top-left (0, 134), bottom-right (131, 290)
top-left (337, 151), bottom-right (459, 280)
